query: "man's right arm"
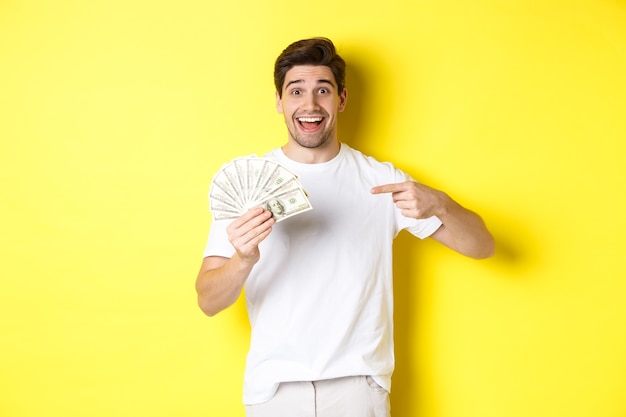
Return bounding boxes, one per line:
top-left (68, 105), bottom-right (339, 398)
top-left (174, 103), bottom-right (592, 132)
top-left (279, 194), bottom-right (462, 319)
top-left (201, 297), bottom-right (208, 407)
top-left (195, 207), bottom-right (275, 317)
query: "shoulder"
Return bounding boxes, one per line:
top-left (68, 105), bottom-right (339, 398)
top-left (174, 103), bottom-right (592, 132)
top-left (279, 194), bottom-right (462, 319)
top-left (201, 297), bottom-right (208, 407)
top-left (341, 144), bottom-right (409, 182)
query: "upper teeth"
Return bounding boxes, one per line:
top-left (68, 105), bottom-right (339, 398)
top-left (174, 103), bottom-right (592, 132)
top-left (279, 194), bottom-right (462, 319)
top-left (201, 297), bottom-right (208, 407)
top-left (298, 117), bottom-right (322, 122)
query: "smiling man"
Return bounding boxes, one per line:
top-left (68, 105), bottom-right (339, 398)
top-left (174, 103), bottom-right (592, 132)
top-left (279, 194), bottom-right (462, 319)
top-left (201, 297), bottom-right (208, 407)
top-left (196, 37), bottom-right (495, 417)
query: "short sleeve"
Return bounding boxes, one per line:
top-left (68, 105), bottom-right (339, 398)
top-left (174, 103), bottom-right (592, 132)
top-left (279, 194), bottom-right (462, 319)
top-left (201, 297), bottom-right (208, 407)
top-left (393, 168), bottom-right (443, 239)
top-left (402, 215), bottom-right (443, 239)
top-left (203, 218), bottom-right (236, 258)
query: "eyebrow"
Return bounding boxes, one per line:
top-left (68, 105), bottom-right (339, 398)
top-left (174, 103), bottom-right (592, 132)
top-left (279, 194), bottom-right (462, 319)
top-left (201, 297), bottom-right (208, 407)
top-left (285, 78), bottom-right (335, 89)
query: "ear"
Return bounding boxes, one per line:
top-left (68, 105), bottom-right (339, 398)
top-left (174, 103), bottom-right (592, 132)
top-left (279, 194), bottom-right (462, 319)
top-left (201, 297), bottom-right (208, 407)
top-left (338, 88), bottom-right (348, 112)
top-left (276, 91), bottom-right (284, 114)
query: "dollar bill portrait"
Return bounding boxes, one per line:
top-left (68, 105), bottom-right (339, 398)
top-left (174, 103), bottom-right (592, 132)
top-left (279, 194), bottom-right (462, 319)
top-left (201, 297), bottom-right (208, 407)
top-left (265, 198), bottom-right (285, 218)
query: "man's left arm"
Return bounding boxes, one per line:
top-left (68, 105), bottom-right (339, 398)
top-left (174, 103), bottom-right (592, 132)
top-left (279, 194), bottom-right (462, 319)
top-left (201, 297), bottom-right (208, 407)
top-left (371, 181), bottom-right (495, 259)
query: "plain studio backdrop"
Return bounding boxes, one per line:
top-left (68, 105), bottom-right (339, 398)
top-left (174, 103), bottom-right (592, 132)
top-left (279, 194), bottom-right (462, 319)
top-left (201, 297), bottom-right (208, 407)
top-left (1, 1), bottom-right (625, 416)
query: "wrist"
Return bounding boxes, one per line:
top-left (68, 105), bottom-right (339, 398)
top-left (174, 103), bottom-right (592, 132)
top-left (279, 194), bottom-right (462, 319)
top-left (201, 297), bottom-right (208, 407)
top-left (433, 191), bottom-right (453, 219)
top-left (232, 251), bottom-right (259, 272)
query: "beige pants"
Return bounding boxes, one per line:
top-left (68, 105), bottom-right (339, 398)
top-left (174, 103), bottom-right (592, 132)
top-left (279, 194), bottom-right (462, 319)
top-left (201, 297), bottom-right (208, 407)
top-left (245, 376), bottom-right (390, 417)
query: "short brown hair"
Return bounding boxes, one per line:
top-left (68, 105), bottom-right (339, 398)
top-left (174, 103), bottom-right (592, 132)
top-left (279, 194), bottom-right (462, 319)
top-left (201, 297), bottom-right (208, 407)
top-left (274, 37), bottom-right (346, 98)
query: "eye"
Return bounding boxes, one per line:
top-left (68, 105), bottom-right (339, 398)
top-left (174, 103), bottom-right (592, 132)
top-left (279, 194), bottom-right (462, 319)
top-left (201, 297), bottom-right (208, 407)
top-left (319, 88), bottom-right (329, 94)
top-left (291, 89), bottom-right (301, 95)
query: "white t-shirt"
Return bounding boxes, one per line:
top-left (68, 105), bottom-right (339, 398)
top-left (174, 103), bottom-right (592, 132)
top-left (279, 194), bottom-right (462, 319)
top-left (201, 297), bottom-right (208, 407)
top-left (204, 143), bottom-right (442, 405)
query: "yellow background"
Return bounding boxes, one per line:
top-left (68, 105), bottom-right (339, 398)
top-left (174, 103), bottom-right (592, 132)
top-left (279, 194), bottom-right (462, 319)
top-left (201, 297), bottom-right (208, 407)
top-left (1, 0), bottom-right (625, 416)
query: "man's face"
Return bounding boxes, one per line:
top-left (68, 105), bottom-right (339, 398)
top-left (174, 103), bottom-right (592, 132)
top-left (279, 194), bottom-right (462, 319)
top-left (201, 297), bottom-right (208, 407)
top-left (276, 65), bottom-right (347, 150)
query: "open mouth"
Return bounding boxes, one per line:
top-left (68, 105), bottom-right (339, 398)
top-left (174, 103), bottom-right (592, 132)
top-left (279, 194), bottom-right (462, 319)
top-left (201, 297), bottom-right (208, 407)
top-left (297, 116), bottom-right (324, 132)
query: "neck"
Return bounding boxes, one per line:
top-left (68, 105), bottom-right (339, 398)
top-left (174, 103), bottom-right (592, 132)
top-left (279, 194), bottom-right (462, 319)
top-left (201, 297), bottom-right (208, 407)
top-left (281, 140), bottom-right (341, 164)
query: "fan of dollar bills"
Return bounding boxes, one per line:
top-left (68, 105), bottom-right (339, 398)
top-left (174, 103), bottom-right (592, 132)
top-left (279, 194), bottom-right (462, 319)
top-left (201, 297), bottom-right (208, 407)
top-left (209, 156), bottom-right (313, 222)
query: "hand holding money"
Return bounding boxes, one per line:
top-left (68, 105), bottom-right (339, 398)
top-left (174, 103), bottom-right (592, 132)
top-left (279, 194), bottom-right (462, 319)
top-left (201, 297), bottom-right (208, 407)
top-left (225, 207), bottom-right (274, 267)
top-left (209, 156), bottom-right (313, 222)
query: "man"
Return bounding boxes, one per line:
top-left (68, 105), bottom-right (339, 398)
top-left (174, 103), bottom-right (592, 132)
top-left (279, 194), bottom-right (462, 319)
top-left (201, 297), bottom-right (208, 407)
top-left (196, 37), bottom-right (494, 417)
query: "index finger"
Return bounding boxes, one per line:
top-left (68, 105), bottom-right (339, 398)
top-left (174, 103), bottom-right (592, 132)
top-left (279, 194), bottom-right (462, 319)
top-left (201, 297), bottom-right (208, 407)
top-left (370, 183), bottom-right (408, 194)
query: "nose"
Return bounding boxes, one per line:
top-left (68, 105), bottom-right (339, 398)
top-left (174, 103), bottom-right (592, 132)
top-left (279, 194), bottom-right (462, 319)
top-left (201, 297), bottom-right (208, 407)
top-left (302, 93), bottom-right (320, 111)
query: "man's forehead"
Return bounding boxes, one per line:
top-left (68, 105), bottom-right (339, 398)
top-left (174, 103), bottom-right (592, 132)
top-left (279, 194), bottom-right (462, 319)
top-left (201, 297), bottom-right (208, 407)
top-left (284, 65), bottom-right (336, 86)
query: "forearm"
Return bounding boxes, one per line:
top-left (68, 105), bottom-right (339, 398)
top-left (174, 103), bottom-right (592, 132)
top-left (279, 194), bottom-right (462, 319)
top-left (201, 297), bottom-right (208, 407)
top-left (196, 208), bottom-right (275, 316)
top-left (195, 254), bottom-right (255, 316)
top-left (433, 194), bottom-right (495, 259)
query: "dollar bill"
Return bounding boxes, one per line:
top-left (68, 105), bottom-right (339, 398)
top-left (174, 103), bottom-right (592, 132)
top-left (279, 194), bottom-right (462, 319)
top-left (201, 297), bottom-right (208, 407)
top-left (245, 158), bottom-right (269, 205)
top-left (209, 171), bottom-right (244, 211)
top-left (255, 184), bottom-right (312, 222)
top-left (208, 155), bottom-right (312, 222)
